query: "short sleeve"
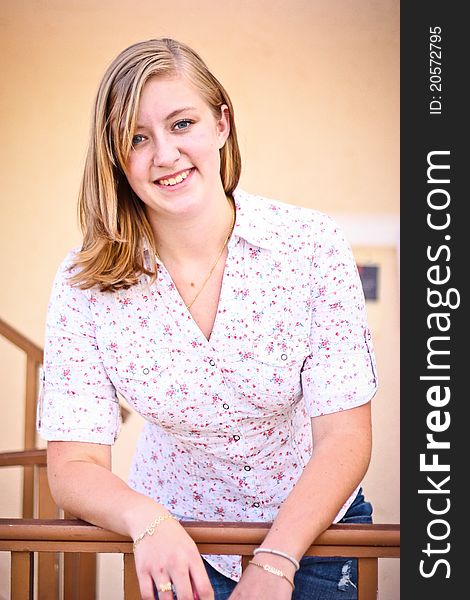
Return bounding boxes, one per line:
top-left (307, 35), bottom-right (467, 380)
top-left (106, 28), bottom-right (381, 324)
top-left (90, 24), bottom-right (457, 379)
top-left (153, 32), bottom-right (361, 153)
top-left (37, 250), bottom-right (121, 444)
top-left (301, 216), bottom-right (378, 417)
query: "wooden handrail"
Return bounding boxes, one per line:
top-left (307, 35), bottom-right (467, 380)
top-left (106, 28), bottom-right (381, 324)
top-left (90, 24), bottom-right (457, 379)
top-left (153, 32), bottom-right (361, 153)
top-left (0, 449), bottom-right (47, 467)
top-left (0, 520), bottom-right (399, 600)
top-left (0, 519), bottom-right (400, 553)
top-left (0, 317), bottom-right (44, 364)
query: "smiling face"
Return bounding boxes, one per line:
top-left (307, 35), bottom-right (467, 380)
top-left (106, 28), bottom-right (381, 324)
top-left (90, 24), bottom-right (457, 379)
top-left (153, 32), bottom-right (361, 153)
top-left (124, 74), bottom-right (230, 226)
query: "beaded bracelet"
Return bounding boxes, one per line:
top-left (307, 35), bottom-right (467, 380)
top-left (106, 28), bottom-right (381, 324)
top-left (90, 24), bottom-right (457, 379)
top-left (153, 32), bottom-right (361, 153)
top-left (248, 561), bottom-right (295, 591)
top-left (253, 547), bottom-right (300, 571)
top-left (132, 513), bottom-right (178, 550)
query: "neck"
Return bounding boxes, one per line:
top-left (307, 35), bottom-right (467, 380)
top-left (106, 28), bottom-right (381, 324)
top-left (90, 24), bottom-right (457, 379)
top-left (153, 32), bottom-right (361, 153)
top-left (151, 194), bottom-right (235, 266)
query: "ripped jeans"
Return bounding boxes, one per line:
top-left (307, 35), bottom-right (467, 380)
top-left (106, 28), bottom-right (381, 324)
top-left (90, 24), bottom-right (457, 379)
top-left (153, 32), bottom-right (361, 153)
top-left (204, 488), bottom-right (373, 600)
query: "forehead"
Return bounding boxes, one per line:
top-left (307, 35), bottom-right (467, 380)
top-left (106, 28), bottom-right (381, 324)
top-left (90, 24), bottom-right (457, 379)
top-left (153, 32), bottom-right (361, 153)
top-left (137, 74), bottom-right (211, 119)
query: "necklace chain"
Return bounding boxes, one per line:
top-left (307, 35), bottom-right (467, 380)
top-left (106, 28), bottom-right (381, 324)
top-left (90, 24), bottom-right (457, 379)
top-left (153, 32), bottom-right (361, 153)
top-left (156, 201), bottom-right (236, 311)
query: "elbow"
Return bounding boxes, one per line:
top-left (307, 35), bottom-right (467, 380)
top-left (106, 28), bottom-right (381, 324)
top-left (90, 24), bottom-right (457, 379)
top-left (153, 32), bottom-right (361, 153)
top-left (44, 439), bottom-right (111, 515)
top-left (46, 454), bottom-right (70, 511)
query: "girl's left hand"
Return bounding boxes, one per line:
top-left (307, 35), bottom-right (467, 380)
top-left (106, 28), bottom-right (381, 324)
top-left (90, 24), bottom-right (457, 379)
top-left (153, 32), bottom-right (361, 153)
top-left (227, 562), bottom-right (294, 600)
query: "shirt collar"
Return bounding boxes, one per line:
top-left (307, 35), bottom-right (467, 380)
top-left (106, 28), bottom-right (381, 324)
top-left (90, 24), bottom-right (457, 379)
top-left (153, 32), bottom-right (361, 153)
top-left (142, 187), bottom-right (277, 259)
top-left (232, 188), bottom-right (277, 251)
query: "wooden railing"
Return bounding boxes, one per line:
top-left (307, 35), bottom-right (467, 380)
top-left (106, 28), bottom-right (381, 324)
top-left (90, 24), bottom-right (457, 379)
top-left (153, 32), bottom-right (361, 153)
top-left (0, 520), bottom-right (399, 600)
top-left (0, 318), bottom-right (99, 597)
top-left (0, 317), bottom-right (44, 518)
top-left (0, 318), bottom-right (129, 517)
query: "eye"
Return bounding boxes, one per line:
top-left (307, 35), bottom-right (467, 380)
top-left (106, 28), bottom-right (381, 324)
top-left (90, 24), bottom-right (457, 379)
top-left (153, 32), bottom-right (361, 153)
top-left (132, 134), bottom-right (146, 147)
top-left (173, 119), bottom-right (193, 131)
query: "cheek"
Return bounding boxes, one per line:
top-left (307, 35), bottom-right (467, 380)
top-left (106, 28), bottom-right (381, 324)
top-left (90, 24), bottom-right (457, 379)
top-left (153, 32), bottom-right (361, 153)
top-left (125, 157), bottom-right (148, 186)
top-left (191, 128), bottom-right (220, 151)
top-left (191, 132), bottom-right (223, 166)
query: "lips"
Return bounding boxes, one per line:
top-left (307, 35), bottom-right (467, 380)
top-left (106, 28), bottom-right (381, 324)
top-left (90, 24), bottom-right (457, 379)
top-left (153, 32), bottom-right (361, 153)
top-left (155, 168), bottom-right (193, 187)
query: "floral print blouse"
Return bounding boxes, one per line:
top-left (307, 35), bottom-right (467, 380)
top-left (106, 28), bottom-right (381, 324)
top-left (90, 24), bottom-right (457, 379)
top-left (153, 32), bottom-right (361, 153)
top-left (37, 188), bottom-right (378, 580)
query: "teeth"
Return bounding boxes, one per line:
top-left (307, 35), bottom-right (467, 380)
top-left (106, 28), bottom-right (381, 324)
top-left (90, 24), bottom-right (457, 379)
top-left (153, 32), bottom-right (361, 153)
top-left (158, 169), bottom-right (191, 186)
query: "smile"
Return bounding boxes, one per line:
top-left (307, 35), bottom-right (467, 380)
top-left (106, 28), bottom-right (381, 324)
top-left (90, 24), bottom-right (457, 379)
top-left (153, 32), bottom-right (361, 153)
top-left (156, 168), bottom-right (193, 187)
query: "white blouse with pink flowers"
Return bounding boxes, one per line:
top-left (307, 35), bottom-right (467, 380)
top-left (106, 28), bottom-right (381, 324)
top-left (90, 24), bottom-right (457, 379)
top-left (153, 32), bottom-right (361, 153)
top-left (37, 188), bottom-right (378, 580)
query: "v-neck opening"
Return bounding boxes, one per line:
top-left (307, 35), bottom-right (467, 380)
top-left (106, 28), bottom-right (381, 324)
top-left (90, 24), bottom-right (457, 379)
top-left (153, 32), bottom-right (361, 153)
top-left (189, 250), bottom-right (232, 345)
top-left (156, 245), bottom-right (234, 347)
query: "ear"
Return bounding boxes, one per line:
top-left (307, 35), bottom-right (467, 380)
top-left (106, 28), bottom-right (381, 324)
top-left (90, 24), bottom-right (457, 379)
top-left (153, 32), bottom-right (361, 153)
top-left (216, 104), bottom-right (231, 149)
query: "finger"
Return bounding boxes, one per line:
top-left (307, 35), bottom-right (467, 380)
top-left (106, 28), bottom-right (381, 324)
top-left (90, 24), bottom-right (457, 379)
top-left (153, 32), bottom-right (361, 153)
top-left (169, 569), bottom-right (194, 600)
top-left (154, 577), bottom-right (174, 599)
top-left (137, 573), bottom-right (159, 600)
top-left (189, 564), bottom-right (214, 600)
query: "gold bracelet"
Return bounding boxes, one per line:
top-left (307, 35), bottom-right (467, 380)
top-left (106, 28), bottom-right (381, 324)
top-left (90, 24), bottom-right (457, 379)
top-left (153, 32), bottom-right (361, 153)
top-left (248, 560), bottom-right (295, 591)
top-left (133, 513), bottom-right (177, 550)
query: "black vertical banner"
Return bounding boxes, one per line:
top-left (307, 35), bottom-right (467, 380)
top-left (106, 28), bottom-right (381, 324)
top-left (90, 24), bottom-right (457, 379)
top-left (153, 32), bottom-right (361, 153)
top-left (401, 3), bottom-right (466, 598)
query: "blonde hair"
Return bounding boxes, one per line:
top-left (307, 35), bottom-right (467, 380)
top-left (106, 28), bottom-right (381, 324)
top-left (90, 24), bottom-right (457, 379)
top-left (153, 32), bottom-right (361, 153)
top-left (70, 38), bottom-right (241, 291)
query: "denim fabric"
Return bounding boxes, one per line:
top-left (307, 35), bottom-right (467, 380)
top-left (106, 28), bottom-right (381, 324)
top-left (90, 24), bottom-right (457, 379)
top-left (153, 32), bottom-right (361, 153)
top-left (203, 488), bottom-right (373, 600)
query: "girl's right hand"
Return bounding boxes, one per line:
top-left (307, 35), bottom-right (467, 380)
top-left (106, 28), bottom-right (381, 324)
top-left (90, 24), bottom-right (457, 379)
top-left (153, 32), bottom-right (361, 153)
top-left (132, 515), bottom-right (214, 600)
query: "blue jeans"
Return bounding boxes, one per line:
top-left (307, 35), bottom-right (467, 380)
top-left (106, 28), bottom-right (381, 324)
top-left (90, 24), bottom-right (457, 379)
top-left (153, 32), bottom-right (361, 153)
top-left (204, 489), bottom-right (373, 600)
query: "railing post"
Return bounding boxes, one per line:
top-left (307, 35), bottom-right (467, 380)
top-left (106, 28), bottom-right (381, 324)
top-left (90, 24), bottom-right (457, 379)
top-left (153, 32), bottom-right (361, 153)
top-left (22, 465), bottom-right (35, 519)
top-left (62, 511), bottom-right (97, 600)
top-left (357, 557), bottom-right (378, 600)
top-left (38, 465), bottom-right (60, 600)
top-left (24, 355), bottom-right (39, 450)
top-left (38, 464), bottom-right (58, 519)
top-left (11, 551), bottom-right (34, 600)
top-left (124, 553), bottom-right (141, 600)
top-left (22, 355), bottom-right (40, 518)
top-left (241, 555), bottom-right (252, 571)
top-left (63, 553), bottom-right (97, 600)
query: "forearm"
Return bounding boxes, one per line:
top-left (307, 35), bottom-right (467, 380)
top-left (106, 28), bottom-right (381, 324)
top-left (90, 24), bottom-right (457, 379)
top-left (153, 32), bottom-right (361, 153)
top-left (261, 428), bottom-right (371, 561)
top-left (47, 441), bottom-right (214, 600)
top-left (47, 444), bottom-right (167, 540)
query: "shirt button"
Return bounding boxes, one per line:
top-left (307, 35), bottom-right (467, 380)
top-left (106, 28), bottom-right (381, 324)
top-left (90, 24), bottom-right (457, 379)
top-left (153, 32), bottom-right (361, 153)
top-left (244, 465), bottom-right (251, 472)
top-left (253, 502), bottom-right (260, 508)
top-left (142, 367), bottom-right (150, 375)
top-left (222, 403), bottom-right (230, 410)
top-left (280, 353), bottom-right (288, 361)
top-left (233, 434), bottom-right (240, 441)
top-left (209, 359), bottom-right (216, 367)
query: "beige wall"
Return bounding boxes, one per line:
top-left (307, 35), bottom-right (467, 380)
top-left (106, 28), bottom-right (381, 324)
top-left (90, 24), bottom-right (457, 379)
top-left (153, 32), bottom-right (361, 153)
top-left (0, 1), bottom-right (399, 598)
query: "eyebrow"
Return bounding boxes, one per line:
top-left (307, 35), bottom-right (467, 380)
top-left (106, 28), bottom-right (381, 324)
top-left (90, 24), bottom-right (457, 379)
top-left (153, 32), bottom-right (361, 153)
top-left (135, 106), bottom-right (197, 130)
top-left (165, 107), bottom-right (197, 120)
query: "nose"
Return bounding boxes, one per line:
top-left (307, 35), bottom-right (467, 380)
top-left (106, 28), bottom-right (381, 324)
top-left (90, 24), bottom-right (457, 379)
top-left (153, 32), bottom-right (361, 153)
top-left (151, 133), bottom-right (180, 168)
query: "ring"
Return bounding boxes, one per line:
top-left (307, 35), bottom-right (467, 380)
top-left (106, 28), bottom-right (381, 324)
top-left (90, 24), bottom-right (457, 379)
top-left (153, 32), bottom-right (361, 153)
top-left (157, 582), bottom-right (172, 593)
